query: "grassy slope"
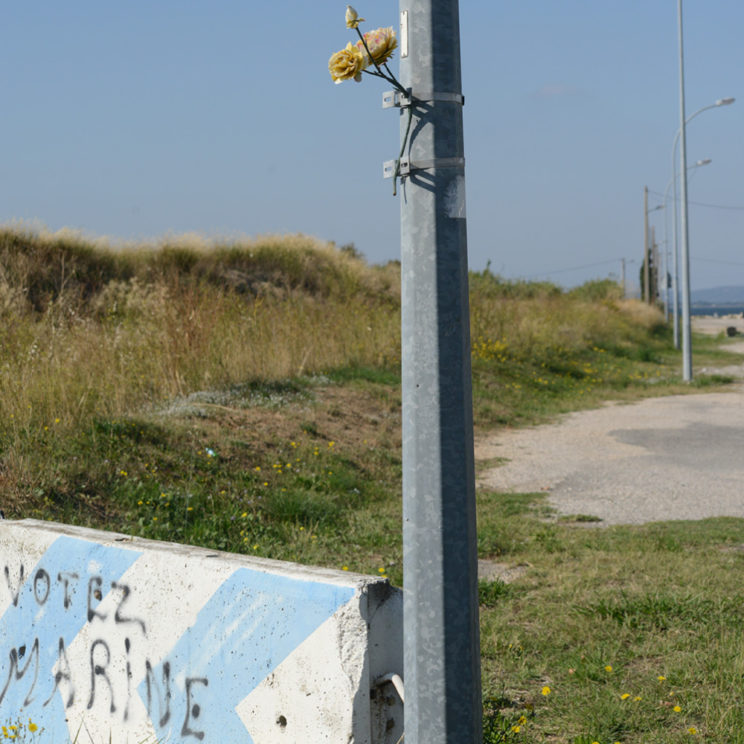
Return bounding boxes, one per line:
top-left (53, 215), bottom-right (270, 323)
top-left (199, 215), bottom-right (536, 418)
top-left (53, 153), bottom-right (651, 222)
top-left (2, 229), bottom-right (744, 743)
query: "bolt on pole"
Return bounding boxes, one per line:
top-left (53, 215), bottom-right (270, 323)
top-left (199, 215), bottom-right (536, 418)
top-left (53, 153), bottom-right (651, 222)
top-left (397, 1), bottom-right (482, 742)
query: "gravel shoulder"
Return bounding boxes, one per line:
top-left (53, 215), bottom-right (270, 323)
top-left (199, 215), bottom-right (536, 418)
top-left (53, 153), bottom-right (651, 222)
top-left (475, 316), bottom-right (744, 526)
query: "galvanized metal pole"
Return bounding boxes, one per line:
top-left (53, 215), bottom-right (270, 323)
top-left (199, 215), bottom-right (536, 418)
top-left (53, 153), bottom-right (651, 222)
top-left (672, 168), bottom-right (680, 348)
top-left (643, 186), bottom-right (650, 304)
top-left (397, 1), bottom-right (482, 742)
top-left (678, 0), bottom-right (693, 381)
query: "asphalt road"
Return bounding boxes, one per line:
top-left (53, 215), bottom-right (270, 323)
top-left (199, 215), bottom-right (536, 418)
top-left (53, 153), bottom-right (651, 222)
top-left (476, 318), bottom-right (744, 526)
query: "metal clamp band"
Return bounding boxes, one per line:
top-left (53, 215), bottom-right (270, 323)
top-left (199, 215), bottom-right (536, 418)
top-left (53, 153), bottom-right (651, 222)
top-left (383, 157), bottom-right (465, 179)
top-left (382, 90), bottom-right (465, 109)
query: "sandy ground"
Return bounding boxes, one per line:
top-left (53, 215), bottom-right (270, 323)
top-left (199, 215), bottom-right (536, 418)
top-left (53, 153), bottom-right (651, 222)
top-left (690, 313), bottom-right (744, 337)
top-left (475, 316), bottom-right (744, 527)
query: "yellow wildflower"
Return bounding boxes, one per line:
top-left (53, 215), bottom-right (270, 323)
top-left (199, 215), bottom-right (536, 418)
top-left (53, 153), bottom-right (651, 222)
top-left (28, 723), bottom-right (38, 733)
top-left (604, 665), bottom-right (613, 673)
top-left (674, 705), bottom-right (682, 713)
top-left (620, 693), bottom-right (630, 700)
top-left (541, 686), bottom-right (551, 696)
top-left (658, 675), bottom-right (667, 682)
top-left (357, 27), bottom-right (397, 65)
top-left (511, 725), bottom-right (521, 733)
top-left (345, 5), bottom-right (365, 28)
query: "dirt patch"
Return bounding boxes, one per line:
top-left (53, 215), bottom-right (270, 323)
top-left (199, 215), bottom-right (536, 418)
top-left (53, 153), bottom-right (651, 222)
top-left (155, 382), bottom-right (402, 461)
top-left (478, 560), bottom-right (530, 583)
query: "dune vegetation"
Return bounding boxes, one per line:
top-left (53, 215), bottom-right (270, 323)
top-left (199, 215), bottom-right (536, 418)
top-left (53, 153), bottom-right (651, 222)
top-left (2, 226), bottom-right (743, 742)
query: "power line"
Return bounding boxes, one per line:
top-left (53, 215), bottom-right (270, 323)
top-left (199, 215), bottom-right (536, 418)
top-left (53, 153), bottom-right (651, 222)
top-left (521, 258), bottom-right (622, 279)
top-left (689, 200), bottom-right (744, 212)
top-left (647, 189), bottom-right (744, 211)
top-left (693, 257), bottom-right (744, 267)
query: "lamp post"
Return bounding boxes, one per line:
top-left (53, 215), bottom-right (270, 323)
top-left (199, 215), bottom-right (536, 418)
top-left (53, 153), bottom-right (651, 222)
top-left (663, 158), bottom-right (712, 342)
top-left (677, 1), bottom-right (734, 380)
top-left (669, 101), bottom-right (733, 350)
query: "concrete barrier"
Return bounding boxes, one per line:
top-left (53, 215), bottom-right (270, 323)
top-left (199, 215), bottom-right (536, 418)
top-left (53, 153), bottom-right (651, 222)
top-left (0, 519), bottom-right (403, 743)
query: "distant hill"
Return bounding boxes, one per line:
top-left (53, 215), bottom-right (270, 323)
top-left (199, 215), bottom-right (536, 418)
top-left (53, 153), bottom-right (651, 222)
top-left (691, 286), bottom-right (744, 305)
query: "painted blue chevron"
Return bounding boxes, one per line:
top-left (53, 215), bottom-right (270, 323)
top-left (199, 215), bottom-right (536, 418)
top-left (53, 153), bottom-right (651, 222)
top-left (0, 537), bottom-right (141, 741)
top-left (142, 567), bottom-right (355, 743)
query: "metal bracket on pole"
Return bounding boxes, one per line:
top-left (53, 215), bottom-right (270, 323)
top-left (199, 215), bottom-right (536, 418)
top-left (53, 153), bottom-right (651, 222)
top-left (382, 90), bottom-right (465, 109)
top-left (383, 156), bottom-right (465, 179)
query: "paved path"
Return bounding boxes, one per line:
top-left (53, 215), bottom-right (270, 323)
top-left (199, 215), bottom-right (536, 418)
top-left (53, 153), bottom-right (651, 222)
top-left (476, 317), bottom-right (744, 526)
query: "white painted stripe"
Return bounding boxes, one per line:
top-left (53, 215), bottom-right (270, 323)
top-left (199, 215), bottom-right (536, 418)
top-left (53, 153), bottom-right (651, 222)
top-left (63, 551), bottom-right (238, 743)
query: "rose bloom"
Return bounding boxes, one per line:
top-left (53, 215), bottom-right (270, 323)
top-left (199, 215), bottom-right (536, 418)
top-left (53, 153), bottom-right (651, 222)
top-left (357, 26), bottom-right (397, 65)
top-left (345, 5), bottom-right (364, 29)
top-left (329, 42), bottom-right (368, 83)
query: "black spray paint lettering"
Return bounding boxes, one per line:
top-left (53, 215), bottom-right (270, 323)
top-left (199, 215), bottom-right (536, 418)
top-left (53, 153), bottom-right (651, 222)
top-left (111, 582), bottom-right (146, 633)
top-left (123, 638), bottom-right (132, 722)
top-left (57, 571), bottom-right (79, 609)
top-left (145, 660), bottom-right (172, 727)
top-left (182, 677), bottom-right (209, 741)
top-left (88, 639), bottom-right (116, 713)
top-left (1, 568), bottom-right (213, 735)
top-left (3, 564), bottom-right (25, 607)
top-left (87, 576), bottom-right (106, 622)
top-left (5, 568), bottom-right (147, 631)
top-left (43, 637), bottom-right (75, 709)
top-left (0, 638), bottom-right (40, 707)
top-left (33, 569), bottom-right (50, 605)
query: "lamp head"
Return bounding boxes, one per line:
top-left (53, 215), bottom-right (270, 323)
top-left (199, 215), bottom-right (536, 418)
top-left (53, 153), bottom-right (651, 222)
top-left (696, 158), bottom-right (712, 166)
top-left (716, 97), bottom-right (735, 106)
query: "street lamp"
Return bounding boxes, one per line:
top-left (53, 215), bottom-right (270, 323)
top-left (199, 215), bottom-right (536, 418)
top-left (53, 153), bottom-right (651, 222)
top-left (677, 1), bottom-right (734, 380)
top-left (669, 99), bottom-right (733, 350)
top-left (663, 158), bottom-right (712, 330)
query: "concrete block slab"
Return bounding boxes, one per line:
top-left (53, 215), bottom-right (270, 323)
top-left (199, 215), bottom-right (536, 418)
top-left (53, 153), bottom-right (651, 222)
top-left (0, 520), bottom-right (403, 743)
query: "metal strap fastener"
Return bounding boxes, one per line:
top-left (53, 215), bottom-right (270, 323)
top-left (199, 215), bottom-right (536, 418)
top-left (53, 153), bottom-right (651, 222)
top-left (382, 90), bottom-right (465, 109)
top-left (383, 156), bottom-right (465, 179)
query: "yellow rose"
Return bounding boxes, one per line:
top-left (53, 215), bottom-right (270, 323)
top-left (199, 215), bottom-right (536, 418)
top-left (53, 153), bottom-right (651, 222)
top-left (357, 27), bottom-right (397, 66)
top-left (329, 42), bottom-right (367, 84)
top-left (345, 5), bottom-right (365, 29)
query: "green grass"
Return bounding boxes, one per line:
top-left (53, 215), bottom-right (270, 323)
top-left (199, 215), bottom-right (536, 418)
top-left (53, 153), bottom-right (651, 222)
top-left (2, 228), bottom-right (744, 741)
top-left (477, 494), bottom-right (744, 743)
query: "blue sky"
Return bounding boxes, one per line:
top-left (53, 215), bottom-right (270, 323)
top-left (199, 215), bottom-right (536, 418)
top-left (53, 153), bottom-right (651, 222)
top-left (2, 1), bottom-right (742, 291)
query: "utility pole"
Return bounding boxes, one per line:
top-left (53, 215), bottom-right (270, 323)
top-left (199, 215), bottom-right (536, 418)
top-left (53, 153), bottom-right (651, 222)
top-left (651, 227), bottom-right (658, 304)
top-left (397, 1), bottom-right (482, 742)
top-left (643, 186), bottom-right (650, 303)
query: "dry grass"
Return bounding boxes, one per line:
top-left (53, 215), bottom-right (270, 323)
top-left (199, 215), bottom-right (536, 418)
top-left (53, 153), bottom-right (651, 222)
top-left (0, 228), bottom-right (401, 434)
top-left (0, 226), bottom-right (693, 521)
